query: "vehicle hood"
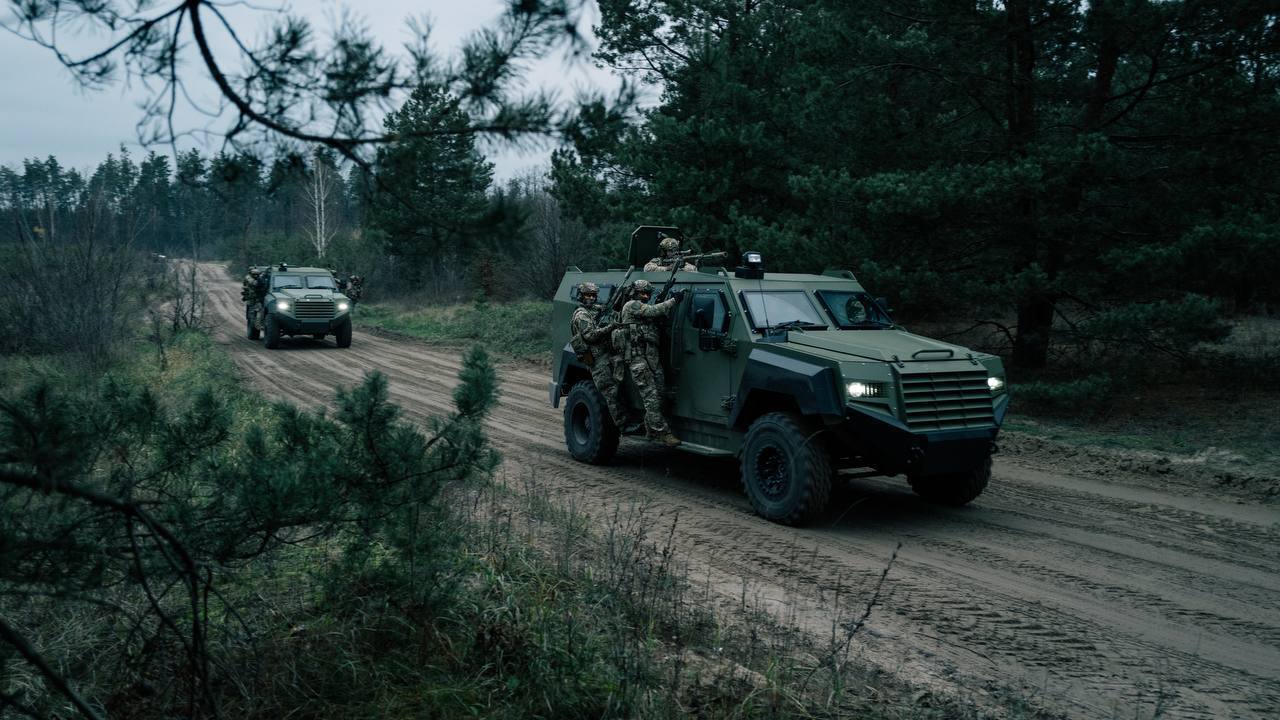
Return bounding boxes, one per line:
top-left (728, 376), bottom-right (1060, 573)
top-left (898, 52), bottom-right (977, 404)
top-left (780, 329), bottom-right (974, 363)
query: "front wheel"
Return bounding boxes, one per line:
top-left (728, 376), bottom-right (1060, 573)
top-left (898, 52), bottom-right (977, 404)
top-left (563, 381), bottom-right (619, 464)
top-left (335, 319), bottom-right (352, 348)
top-left (263, 314), bottom-right (281, 349)
top-left (740, 413), bottom-right (831, 526)
top-left (908, 456), bottom-right (991, 506)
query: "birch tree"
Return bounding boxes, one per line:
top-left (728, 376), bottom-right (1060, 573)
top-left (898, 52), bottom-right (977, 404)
top-left (303, 149), bottom-right (341, 258)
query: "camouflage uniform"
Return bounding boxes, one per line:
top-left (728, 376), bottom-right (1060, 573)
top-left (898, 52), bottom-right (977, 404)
top-left (241, 270), bottom-right (266, 330)
top-left (569, 284), bottom-right (624, 426)
top-left (619, 280), bottom-right (680, 444)
top-left (643, 236), bottom-right (696, 273)
top-left (345, 275), bottom-right (364, 304)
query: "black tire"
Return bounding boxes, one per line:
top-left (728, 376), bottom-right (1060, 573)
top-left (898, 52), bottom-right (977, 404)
top-left (740, 412), bottom-right (832, 526)
top-left (264, 314), bottom-right (281, 349)
top-left (335, 320), bottom-right (352, 348)
top-left (908, 455), bottom-right (991, 506)
top-left (246, 308), bottom-right (260, 340)
top-left (563, 381), bottom-right (620, 464)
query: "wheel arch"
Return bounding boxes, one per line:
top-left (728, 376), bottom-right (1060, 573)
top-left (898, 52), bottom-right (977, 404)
top-left (729, 349), bottom-right (844, 431)
top-left (552, 344), bottom-right (591, 408)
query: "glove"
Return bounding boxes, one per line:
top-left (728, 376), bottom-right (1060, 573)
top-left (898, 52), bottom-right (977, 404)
top-left (675, 289), bottom-right (689, 302)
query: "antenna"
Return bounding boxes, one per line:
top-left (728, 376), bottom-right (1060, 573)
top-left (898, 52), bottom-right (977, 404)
top-left (758, 274), bottom-right (770, 334)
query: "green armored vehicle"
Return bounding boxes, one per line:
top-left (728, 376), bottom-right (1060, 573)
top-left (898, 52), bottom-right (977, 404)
top-left (549, 227), bottom-right (1009, 525)
top-left (246, 264), bottom-right (354, 349)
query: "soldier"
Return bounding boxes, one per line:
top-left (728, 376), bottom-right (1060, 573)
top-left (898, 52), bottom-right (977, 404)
top-left (240, 267), bottom-right (260, 303)
top-left (241, 267), bottom-right (267, 329)
top-left (569, 282), bottom-right (625, 428)
top-left (345, 274), bottom-right (364, 304)
top-left (643, 233), bottom-right (696, 273)
top-left (620, 279), bottom-right (685, 447)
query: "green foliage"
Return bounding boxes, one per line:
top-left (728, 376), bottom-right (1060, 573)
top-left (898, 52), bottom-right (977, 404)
top-left (0, 331), bottom-right (499, 715)
top-left (368, 85), bottom-right (495, 278)
top-left (1013, 375), bottom-right (1119, 414)
top-left (561, 0), bottom-right (1280, 370)
top-left (360, 300), bottom-right (554, 362)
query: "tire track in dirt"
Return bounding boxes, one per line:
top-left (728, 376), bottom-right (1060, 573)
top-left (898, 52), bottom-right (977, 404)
top-left (199, 263), bottom-right (1280, 719)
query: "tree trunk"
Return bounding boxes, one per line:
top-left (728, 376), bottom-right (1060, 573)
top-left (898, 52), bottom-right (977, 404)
top-left (1005, 0), bottom-right (1054, 369)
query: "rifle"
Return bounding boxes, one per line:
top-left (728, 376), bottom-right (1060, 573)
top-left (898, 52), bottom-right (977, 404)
top-left (599, 265), bottom-right (638, 323)
top-left (656, 251), bottom-right (728, 301)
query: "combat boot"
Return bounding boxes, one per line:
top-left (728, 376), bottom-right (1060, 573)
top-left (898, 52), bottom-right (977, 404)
top-left (655, 432), bottom-right (681, 448)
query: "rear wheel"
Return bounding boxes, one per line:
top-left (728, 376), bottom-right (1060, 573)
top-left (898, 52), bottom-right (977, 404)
top-left (264, 314), bottom-right (280, 349)
top-left (740, 412), bottom-right (831, 526)
top-left (335, 319), bottom-right (352, 348)
top-left (563, 381), bottom-right (619, 464)
top-left (908, 456), bottom-right (991, 506)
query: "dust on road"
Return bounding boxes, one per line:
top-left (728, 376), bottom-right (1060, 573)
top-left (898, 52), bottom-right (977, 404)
top-left (202, 262), bottom-right (1280, 719)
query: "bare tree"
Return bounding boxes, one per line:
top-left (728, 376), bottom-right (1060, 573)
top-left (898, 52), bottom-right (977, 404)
top-left (302, 150), bottom-right (340, 259)
top-left (511, 172), bottom-right (591, 298)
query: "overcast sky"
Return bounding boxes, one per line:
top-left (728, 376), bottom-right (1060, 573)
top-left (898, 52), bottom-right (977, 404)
top-left (0, 0), bottom-right (628, 181)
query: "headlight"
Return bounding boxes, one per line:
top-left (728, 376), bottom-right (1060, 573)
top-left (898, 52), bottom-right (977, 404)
top-left (276, 300), bottom-right (290, 312)
top-left (337, 301), bottom-right (350, 311)
top-left (847, 381), bottom-right (885, 399)
top-left (988, 376), bottom-right (1005, 393)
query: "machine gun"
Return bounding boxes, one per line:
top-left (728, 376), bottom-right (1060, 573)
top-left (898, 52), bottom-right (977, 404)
top-left (656, 250), bottom-right (728, 301)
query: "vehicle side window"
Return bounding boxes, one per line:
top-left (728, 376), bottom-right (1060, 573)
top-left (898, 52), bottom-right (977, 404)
top-left (687, 287), bottom-right (730, 332)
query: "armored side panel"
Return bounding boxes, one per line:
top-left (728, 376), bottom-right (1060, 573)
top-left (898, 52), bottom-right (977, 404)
top-left (628, 225), bottom-right (684, 269)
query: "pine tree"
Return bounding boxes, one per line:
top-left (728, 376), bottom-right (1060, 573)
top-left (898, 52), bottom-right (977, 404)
top-left (368, 85), bottom-right (494, 288)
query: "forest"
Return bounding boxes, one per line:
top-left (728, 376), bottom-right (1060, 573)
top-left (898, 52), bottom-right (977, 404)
top-left (4, 0), bottom-right (1276, 383)
top-left (1, 1), bottom-right (1278, 717)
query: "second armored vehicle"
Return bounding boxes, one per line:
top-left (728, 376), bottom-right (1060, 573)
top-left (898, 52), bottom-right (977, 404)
top-left (247, 264), bottom-right (354, 349)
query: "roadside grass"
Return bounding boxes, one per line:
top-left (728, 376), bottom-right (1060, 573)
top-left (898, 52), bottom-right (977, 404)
top-left (359, 300), bottom-right (552, 363)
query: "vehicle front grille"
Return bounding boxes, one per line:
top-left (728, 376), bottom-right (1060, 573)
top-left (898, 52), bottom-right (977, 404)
top-left (899, 369), bottom-right (994, 431)
top-left (294, 299), bottom-right (335, 320)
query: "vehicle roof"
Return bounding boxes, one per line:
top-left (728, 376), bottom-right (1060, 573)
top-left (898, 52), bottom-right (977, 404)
top-left (269, 266), bottom-right (333, 275)
top-left (566, 269), bottom-right (866, 291)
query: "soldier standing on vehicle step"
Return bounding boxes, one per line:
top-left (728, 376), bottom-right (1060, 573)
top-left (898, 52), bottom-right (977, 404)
top-left (643, 234), bottom-right (696, 273)
top-left (620, 279), bottom-right (683, 447)
top-left (569, 282), bottom-right (625, 428)
top-left (242, 267), bottom-right (267, 330)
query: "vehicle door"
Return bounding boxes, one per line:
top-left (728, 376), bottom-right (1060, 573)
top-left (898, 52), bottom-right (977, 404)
top-left (670, 285), bottom-right (739, 422)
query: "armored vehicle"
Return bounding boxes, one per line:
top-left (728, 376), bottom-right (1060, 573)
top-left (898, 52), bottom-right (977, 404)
top-left (246, 264), bottom-right (353, 349)
top-left (550, 227), bottom-right (1009, 525)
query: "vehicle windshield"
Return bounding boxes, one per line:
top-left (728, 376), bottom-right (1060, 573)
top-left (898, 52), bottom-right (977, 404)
top-left (815, 290), bottom-right (894, 328)
top-left (271, 274), bottom-right (303, 290)
top-left (739, 291), bottom-right (827, 330)
top-left (305, 275), bottom-right (337, 290)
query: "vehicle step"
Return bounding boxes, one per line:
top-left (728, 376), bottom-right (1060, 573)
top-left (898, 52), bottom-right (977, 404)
top-left (676, 442), bottom-right (735, 458)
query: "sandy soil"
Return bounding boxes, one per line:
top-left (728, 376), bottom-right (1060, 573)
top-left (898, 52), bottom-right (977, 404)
top-left (205, 263), bottom-right (1280, 719)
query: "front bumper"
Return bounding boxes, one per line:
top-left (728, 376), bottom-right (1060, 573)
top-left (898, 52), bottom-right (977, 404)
top-left (273, 312), bottom-right (350, 334)
top-left (832, 394), bottom-right (1008, 476)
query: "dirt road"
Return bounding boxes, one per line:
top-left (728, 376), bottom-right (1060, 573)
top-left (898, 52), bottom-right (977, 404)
top-left (206, 264), bottom-right (1279, 719)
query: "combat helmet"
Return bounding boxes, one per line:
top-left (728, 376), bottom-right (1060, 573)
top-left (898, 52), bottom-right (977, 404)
top-left (658, 237), bottom-right (680, 254)
top-left (632, 279), bottom-right (653, 295)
